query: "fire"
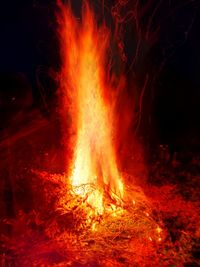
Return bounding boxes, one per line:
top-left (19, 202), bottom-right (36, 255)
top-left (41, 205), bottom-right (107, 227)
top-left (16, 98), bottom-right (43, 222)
top-left (57, 2), bottom-right (124, 215)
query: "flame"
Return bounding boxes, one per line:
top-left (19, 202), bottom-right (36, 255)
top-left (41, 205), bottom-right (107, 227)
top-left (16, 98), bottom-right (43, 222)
top-left (57, 2), bottom-right (124, 214)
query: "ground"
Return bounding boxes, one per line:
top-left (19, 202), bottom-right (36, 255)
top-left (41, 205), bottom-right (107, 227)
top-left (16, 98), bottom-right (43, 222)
top-left (0, 110), bottom-right (199, 266)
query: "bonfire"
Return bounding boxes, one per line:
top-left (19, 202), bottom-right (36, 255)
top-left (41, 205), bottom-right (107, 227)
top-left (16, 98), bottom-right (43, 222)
top-left (0, 1), bottom-right (199, 266)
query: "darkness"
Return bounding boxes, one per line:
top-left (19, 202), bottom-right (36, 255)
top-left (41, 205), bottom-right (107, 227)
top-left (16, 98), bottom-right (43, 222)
top-left (154, 5), bottom-right (200, 149)
top-left (0, 0), bottom-right (200, 152)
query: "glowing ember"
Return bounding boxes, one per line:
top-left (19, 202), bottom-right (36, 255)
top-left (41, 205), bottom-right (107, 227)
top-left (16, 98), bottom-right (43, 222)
top-left (57, 2), bottom-right (124, 214)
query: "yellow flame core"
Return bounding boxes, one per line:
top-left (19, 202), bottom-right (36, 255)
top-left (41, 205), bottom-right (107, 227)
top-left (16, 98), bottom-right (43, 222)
top-left (59, 3), bottom-right (124, 214)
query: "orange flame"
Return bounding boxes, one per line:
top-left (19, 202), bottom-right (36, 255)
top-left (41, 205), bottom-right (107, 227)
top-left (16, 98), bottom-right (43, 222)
top-left (57, 2), bottom-right (124, 214)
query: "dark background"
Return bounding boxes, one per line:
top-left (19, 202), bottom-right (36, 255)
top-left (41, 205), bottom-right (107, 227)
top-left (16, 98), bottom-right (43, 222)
top-left (0, 0), bottom-right (200, 153)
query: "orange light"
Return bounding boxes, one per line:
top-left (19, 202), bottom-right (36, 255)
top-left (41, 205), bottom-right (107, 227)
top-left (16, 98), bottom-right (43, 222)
top-left (156, 227), bottom-right (162, 234)
top-left (58, 2), bottom-right (124, 215)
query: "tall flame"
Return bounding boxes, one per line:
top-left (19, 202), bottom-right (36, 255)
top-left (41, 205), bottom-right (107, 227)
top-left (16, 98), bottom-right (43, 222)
top-left (57, 2), bottom-right (124, 214)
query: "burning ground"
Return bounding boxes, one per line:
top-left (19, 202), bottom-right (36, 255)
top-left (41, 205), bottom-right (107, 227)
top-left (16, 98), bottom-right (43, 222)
top-left (0, 139), bottom-right (199, 266)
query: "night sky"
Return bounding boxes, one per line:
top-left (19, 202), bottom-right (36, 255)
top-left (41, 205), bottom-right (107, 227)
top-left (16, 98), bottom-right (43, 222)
top-left (0, 0), bottom-right (200, 151)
